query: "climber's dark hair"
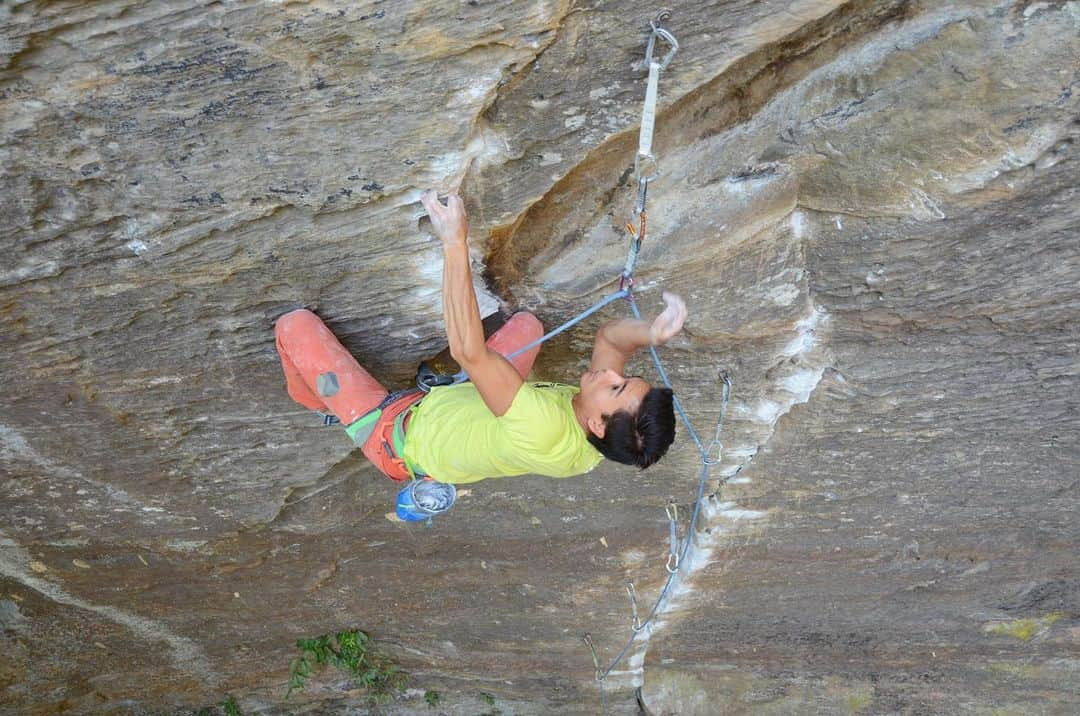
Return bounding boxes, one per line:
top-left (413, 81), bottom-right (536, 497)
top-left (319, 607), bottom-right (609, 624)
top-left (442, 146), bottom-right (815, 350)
top-left (587, 387), bottom-right (675, 469)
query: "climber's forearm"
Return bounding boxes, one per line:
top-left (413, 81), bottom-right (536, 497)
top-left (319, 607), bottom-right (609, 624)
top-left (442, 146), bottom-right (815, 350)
top-left (597, 318), bottom-right (653, 357)
top-left (598, 292), bottom-right (688, 357)
top-left (441, 240), bottom-right (486, 365)
top-left (418, 188), bottom-right (488, 367)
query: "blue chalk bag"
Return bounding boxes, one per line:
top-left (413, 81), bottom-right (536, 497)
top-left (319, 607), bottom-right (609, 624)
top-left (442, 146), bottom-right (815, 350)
top-left (396, 480), bottom-right (456, 522)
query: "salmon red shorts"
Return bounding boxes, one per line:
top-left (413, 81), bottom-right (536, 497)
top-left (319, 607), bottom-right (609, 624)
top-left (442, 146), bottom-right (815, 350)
top-left (274, 309), bottom-right (543, 482)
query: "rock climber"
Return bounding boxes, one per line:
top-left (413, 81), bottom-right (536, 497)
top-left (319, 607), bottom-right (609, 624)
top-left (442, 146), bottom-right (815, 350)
top-left (273, 190), bottom-right (687, 486)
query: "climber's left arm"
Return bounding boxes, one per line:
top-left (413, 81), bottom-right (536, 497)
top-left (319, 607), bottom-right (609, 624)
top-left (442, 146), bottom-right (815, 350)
top-left (589, 291), bottom-right (688, 373)
top-left (421, 190), bottom-right (523, 417)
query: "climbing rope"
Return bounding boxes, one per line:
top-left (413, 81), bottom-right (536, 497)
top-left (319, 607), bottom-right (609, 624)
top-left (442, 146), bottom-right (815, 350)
top-left (446, 287), bottom-right (632, 385)
top-left (418, 17), bottom-right (722, 709)
top-left (571, 15), bottom-right (739, 713)
top-left (584, 365), bottom-right (732, 712)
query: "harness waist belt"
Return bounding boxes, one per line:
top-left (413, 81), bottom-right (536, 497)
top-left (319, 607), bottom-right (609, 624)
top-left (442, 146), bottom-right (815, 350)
top-left (344, 388), bottom-right (420, 447)
top-left (345, 389), bottom-right (427, 481)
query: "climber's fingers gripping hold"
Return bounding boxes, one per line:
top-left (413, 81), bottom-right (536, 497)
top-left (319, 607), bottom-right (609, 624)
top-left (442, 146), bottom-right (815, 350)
top-left (649, 291), bottom-right (688, 346)
top-left (421, 189), bottom-right (469, 246)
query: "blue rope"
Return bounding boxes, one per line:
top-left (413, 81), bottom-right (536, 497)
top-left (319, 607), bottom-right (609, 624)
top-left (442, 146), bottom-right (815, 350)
top-left (627, 296), bottom-right (710, 456)
top-left (587, 294), bottom-right (732, 705)
top-left (452, 288), bottom-right (631, 382)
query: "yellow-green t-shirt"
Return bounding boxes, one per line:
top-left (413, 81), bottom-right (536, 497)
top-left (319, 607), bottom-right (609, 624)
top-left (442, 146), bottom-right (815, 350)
top-left (402, 382), bottom-right (603, 484)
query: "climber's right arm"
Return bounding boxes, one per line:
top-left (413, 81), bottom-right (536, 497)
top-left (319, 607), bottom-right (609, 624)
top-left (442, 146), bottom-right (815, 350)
top-left (421, 190), bottom-right (523, 417)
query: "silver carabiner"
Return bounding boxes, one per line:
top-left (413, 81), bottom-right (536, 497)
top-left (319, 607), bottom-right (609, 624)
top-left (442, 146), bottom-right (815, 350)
top-left (636, 19), bottom-right (677, 184)
top-left (634, 154), bottom-right (659, 185)
top-left (583, 633), bottom-right (604, 681)
top-left (703, 374), bottom-right (733, 465)
top-left (666, 551), bottom-right (680, 574)
top-left (634, 176), bottom-right (650, 216)
top-left (665, 501), bottom-right (680, 573)
top-left (644, 22), bottom-right (679, 72)
top-left (626, 583), bottom-right (644, 631)
top-left (665, 501), bottom-right (678, 523)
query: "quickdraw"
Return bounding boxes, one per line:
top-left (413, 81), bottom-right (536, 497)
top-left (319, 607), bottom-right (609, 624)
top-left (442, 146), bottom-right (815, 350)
top-left (635, 12), bottom-right (679, 186)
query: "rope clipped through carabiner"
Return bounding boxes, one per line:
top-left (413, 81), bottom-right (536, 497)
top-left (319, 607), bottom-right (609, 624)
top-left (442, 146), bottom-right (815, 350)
top-left (635, 16), bottom-right (678, 187)
top-left (623, 12), bottom-right (674, 290)
top-left (621, 207), bottom-right (647, 287)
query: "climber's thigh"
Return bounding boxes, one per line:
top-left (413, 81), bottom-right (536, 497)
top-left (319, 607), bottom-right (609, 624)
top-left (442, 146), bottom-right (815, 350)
top-left (274, 309), bottom-right (389, 425)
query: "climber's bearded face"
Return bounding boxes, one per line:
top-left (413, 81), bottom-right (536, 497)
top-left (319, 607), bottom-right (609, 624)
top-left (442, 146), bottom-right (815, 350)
top-left (577, 368), bottom-right (651, 435)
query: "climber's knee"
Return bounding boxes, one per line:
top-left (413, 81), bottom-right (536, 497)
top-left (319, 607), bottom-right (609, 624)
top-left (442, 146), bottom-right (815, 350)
top-left (274, 308), bottom-right (319, 341)
top-left (506, 310), bottom-right (544, 342)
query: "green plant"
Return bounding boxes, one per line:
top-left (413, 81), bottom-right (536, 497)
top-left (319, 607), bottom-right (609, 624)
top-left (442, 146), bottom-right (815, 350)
top-left (479, 691), bottom-right (496, 705)
top-left (194, 696), bottom-right (241, 716)
top-left (424, 689), bottom-right (441, 707)
top-left (286, 629), bottom-right (407, 703)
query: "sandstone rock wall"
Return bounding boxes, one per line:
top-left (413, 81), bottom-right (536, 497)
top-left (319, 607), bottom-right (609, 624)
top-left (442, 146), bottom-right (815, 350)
top-left (1, 0), bottom-right (1077, 713)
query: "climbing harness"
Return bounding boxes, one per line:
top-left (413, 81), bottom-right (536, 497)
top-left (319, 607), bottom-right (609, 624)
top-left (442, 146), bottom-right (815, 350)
top-left (343, 387), bottom-right (422, 451)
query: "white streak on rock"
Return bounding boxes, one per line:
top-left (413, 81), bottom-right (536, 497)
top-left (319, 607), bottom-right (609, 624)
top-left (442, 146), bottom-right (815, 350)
top-left (608, 295), bottom-right (832, 691)
top-left (780, 367), bottom-right (827, 401)
top-left (726, 445), bottom-right (759, 459)
top-left (0, 529), bottom-right (217, 684)
top-left (564, 114), bottom-right (587, 130)
top-left (708, 500), bottom-right (768, 521)
top-left (783, 306), bottom-right (827, 356)
top-left (754, 399), bottom-right (783, 424)
top-left (0, 260), bottom-right (61, 287)
top-left (767, 283), bottom-right (800, 306)
top-left (538, 152), bottom-right (563, 166)
top-left (790, 209), bottom-right (807, 239)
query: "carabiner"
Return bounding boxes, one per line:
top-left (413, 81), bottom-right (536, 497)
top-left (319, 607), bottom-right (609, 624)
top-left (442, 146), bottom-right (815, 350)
top-left (666, 501), bottom-right (680, 573)
top-left (665, 501), bottom-right (678, 523)
top-left (635, 175), bottom-right (650, 215)
top-left (644, 22), bottom-right (679, 72)
top-left (583, 633), bottom-right (604, 681)
top-left (666, 551), bottom-right (680, 574)
top-left (626, 583), bottom-right (644, 631)
top-left (636, 18), bottom-right (677, 183)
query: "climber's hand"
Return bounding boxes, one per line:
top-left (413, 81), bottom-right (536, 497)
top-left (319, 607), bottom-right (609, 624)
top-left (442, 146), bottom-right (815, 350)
top-left (649, 291), bottom-right (688, 346)
top-left (421, 189), bottom-right (468, 246)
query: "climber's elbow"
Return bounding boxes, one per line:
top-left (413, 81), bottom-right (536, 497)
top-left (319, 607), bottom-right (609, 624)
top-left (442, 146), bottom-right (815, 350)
top-left (447, 341), bottom-right (481, 367)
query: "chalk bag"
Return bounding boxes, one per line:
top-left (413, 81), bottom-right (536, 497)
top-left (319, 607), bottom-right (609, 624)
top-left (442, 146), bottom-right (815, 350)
top-left (396, 480), bottom-right (456, 522)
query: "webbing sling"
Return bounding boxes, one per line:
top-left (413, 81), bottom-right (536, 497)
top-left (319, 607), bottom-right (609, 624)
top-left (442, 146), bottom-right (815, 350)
top-left (344, 388), bottom-right (422, 448)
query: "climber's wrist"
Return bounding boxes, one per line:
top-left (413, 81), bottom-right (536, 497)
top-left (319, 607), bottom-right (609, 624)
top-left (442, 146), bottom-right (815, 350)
top-left (441, 233), bottom-right (467, 249)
